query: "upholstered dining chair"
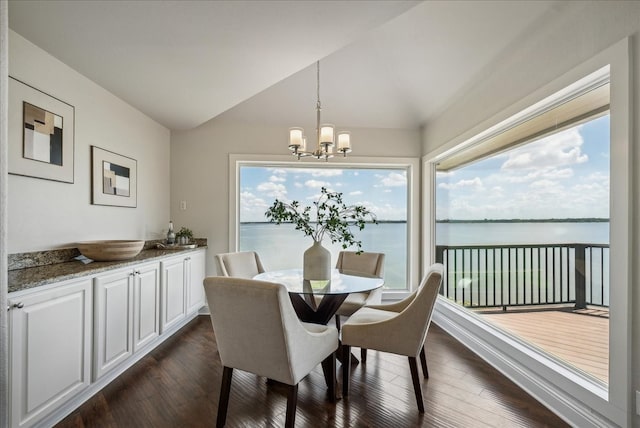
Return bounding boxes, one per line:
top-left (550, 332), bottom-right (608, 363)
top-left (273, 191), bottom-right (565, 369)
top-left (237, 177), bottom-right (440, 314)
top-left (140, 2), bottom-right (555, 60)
top-left (215, 251), bottom-right (265, 278)
top-left (340, 263), bottom-right (444, 413)
top-left (203, 277), bottom-right (339, 428)
top-left (332, 251), bottom-right (385, 362)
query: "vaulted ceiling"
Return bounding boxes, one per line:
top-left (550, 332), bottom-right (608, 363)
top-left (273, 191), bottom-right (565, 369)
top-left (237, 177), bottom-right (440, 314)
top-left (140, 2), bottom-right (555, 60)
top-left (8, 1), bottom-right (559, 131)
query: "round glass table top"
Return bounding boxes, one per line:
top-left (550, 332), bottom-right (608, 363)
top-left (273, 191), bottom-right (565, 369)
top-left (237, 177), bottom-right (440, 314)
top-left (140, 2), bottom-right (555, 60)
top-left (254, 268), bottom-right (383, 295)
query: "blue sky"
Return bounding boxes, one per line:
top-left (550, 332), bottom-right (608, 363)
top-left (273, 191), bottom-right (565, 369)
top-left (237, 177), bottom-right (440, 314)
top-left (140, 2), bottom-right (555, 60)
top-left (436, 114), bottom-right (610, 220)
top-left (239, 114), bottom-right (609, 223)
top-left (240, 167), bottom-right (408, 222)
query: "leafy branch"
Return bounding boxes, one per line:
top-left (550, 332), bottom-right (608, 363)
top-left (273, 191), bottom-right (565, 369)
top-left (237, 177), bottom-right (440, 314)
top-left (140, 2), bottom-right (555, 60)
top-left (265, 187), bottom-right (377, 252)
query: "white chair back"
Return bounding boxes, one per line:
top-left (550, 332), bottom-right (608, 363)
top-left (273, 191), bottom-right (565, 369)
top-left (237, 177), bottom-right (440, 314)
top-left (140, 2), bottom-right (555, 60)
top-left (215, 251), bottom-right (265, 278)
top-left (336, 251), bottom-right (385, 278)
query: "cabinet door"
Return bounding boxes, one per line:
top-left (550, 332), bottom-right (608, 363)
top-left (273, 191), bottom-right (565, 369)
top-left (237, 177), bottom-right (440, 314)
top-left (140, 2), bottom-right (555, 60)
top-left (186, 250), bottom-right (206, 314)
top-left (93, 268), bottom-right (134, 380)
top-left (161, 256), bottom-right (186, 333)
top-left (133, 262), bottom-right (160, 352)
top-left (9, 279), bottom-right (92, 428)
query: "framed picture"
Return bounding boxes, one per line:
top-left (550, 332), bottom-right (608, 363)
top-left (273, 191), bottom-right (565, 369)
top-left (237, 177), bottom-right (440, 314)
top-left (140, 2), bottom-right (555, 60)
top-left (91, 146), bottom-right (137, 208)
top-left (8, 77), bottom-right (75, 183)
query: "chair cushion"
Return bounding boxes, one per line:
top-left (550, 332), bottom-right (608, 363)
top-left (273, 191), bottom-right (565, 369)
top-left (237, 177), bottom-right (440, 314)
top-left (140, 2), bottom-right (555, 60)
top-left (343, 307), bottom-right (397, 325)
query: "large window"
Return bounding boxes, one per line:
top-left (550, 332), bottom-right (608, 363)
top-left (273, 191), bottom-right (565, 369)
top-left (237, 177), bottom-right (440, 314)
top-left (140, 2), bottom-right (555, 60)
top-left (435, 113), bottom-right (610, 383)
top-left (237, 164), bottom-right (410, 290)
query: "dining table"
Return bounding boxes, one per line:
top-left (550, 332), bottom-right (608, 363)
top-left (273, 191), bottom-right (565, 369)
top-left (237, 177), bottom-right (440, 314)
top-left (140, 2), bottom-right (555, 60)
top-left (254, 268), bottom-right (384, 325)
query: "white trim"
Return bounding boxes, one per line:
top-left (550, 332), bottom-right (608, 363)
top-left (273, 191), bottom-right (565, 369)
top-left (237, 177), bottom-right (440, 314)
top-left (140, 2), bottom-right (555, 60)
top-left (228, 153), bottom-right (420, 295)
top-left (0, 1), bottom-right (9, 426)
top-left (424, 37), bottom-right (631, 427)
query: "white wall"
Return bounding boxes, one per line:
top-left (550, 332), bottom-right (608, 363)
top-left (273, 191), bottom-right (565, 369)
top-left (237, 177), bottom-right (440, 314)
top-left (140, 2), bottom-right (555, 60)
top-left (422, 2), bottom-right (640, 426)
top-left (170, 118), bottom-right (421, 276)
top-left (8, 31), bottom-right (171, 253)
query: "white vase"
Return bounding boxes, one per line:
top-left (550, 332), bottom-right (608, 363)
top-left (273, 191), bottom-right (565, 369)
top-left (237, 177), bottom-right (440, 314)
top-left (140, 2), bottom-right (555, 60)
top-left (303, 240), bottom-right (331, 281)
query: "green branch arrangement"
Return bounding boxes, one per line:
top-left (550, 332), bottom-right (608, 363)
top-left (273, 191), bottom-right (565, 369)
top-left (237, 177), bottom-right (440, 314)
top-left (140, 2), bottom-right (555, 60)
top-left (265, 187), bottom-right (377, 252)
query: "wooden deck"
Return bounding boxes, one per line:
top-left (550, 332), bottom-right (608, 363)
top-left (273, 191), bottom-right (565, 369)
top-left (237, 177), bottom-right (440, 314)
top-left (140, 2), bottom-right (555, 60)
top-left (480, 307), bottom-right (609, 383)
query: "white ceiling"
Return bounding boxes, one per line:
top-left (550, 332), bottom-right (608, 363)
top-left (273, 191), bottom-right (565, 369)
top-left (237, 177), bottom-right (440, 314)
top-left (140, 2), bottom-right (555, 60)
top-left (8, 0), bottom-right (558, 131)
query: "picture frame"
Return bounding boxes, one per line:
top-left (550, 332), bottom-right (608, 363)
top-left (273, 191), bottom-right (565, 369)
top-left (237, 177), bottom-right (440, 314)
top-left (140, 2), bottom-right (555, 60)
top-left (8, 77), bottom-right (75, 183)
top-left (91, 146), bottom-right (137, 208)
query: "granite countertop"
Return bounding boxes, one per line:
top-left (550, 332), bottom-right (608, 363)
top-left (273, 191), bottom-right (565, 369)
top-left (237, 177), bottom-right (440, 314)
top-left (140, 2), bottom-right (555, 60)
top-left (9, 246), bottom-right (206, 294)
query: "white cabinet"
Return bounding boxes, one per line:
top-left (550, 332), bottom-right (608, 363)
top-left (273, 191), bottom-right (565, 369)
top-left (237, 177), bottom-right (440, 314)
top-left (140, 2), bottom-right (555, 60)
top-left (160, 256), bottom-right (187, 333)
top-left (161, 249), bottom-right (206, 332)
top-left (9, 248), bottom-right (205, 427)
top-left (93, 262), bottom-right (160, 380)
top-left (9, 278), bottom-right (93, 428)
top-left (93, 268), bottom-right (134, 381)
top-left (186, 249), bottom-right (206, 315)
top-left (133, 262), bottom-right (160, 352)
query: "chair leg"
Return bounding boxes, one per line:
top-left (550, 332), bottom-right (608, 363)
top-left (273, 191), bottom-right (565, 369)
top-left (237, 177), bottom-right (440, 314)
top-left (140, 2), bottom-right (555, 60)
top-left (335, 314), bottom-right (341, 330)
top-left (342, 345), bottom-right (351, 397)
top-left (285, 384), bottom-right (298, 428)
top-left (408, 357), bottom-right (425, 413)
top-left (361, 348), bottom-right (367, 363)
top-left (321, 352), bottom-right (337, 402)
top-left (217, 366), bottom-right (233, 427)
top-left (420, 346), bottom-right (428, 378)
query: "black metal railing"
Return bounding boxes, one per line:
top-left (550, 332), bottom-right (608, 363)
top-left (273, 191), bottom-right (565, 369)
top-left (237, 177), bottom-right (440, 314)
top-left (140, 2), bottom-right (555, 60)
top-left (435, 243), bottom-right (609, 309)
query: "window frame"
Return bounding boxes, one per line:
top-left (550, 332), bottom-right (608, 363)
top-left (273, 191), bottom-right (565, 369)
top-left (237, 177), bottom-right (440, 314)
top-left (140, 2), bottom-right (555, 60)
top-left (422, 38), bottom-right (631, 427)
top-left (229, 154), bottom-right (420, 299)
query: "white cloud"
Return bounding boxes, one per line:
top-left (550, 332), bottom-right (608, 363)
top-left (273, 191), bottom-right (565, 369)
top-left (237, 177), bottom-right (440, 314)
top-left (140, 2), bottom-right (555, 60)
top-left (502, 128), bottom-right (588, 170)
top-left (378, 171), bottom-right (407, 187)
top-left (529, 179), bottom-right (557, 189)
top-left (268, 168), bottom-right (288, 176)
top-left (269, 175), bottom-right (285, 182)
top-left (305, 179), bottom-right (330, 189)
top-left (286, 168), bottom-right (342, 177)
top-left (239, 191), bottom-right (270, 222)
top-left (438, 177), bottom-right (484, 190)
top-left (349, 190), bottom-right (363, 196)
top-left (256, 182), bottom-right (287, 199)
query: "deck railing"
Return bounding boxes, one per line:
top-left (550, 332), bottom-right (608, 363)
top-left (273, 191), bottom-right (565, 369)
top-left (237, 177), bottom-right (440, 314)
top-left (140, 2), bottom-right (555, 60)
top-left (435, 243), bottom-right (609, 309)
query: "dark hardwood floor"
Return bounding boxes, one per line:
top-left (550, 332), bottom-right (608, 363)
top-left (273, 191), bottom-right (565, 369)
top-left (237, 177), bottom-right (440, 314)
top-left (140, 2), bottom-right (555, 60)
top-left (57, 316), bottom-right (569, 427)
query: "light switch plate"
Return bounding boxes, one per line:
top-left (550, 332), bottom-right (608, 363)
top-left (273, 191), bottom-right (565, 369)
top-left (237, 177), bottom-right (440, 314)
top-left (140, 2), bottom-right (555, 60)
top-left (180, 200), bottom-right (187, 210)
top-left (636, 391), bottom-right (640, 415)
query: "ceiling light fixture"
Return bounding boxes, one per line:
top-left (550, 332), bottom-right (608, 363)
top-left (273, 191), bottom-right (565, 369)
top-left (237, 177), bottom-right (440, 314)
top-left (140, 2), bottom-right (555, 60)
top-left (288, 61), bottom-right (351, 161)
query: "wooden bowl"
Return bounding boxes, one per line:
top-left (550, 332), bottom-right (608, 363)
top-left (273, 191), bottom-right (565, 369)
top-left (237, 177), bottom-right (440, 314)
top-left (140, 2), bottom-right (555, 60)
top-left (77, 240), bottom-right (145, 261)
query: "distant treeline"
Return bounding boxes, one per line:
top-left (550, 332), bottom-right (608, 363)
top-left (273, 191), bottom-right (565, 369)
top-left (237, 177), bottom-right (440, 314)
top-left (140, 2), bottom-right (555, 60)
top-left (436, 218), bottom-right (609, 223)
top-left (241, 220), bottom-right (407, 225)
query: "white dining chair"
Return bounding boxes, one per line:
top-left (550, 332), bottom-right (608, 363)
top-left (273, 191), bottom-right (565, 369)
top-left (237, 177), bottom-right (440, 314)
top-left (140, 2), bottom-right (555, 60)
top-left (215, 251), bottom-right (265, 278)
top-left (332, 251), bottom-right (385, 362)
top-left (203, 276), bottom-right (339, 428)
top-left (340, 263), bottom-right (444, 413)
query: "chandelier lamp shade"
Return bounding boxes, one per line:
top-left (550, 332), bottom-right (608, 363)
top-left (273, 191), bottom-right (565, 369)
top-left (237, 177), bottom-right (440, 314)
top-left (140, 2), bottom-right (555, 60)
top-left (288, 61), bottom-right (352, 161)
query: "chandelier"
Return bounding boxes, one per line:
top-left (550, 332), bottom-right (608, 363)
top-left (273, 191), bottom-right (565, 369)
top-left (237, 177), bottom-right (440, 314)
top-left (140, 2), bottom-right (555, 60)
top-left (288, 61), bottom-right (351, 161)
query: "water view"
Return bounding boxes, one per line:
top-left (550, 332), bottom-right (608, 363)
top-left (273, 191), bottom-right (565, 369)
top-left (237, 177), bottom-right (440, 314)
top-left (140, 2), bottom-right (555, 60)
top-left (239, 220), bottom-right (609, 291)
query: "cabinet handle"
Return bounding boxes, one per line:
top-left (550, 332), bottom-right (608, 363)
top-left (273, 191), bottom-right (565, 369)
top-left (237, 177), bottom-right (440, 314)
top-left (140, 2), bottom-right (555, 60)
top-left (7, 302), bottom-right (24, 310)
top-left (134, 270), bottom-right (141, 275)
top-left (185, 257), bottom-right (191, 261)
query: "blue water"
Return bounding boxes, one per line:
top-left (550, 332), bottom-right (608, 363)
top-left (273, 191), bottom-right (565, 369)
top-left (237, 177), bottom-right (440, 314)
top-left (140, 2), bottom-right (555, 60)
top-left (239, 221), bottom-right (609, 290)
top-left (240, 222), bottom-right (406, 289)
top-left (436, 221), bottom-right (609, 246)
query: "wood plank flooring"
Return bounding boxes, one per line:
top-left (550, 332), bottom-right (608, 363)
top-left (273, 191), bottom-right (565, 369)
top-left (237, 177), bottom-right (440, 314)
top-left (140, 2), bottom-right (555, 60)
top-left (482, 308), bottom-right (608, 383)
top-left (57, 316), bottom-right (569, 427)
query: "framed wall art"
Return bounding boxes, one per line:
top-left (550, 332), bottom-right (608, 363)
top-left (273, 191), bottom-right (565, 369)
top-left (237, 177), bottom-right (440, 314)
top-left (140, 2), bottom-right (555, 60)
top-left (91, 146), bottom-right (137, 208)
top-left (8, 77), bottom-right (75, 183)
